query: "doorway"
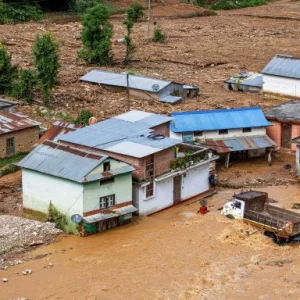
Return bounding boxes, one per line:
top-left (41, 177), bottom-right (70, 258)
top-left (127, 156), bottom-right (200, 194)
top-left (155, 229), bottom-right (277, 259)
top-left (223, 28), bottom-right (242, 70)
top-left (281, 123), bottom-right (292, 149)
top-left (173, 175), bottom-right (182, 204)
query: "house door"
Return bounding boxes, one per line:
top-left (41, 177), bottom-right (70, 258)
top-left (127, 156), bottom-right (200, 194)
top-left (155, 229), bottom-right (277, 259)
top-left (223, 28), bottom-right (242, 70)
top-left (281, 123), bottom-right (292, 149)
top-left (173, 175), bottom-right (182, 204)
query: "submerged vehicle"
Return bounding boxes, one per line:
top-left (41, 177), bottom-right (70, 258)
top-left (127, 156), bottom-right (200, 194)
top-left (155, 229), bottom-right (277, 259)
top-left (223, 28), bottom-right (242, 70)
top-left (222, 190), bottom-right (300, 244)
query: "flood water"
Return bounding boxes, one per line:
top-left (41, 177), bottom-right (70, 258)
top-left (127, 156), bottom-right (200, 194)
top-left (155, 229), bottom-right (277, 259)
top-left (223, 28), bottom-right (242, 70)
top-left (2, 186), bottom-right (300, 300)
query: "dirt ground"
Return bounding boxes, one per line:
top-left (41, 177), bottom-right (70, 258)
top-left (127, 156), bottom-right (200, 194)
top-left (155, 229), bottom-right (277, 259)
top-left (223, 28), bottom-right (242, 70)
top-left (1, 0), bottom-right (300, 126)
top-left (2, 185), bottom-right (300, 300)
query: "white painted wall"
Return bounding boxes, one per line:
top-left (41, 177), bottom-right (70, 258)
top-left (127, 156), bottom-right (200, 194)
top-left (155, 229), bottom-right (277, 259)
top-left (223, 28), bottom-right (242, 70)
top-left (22, 169), bottom-right (83, 216)
top-left (134, 162), bottom-right (210, 215)
top-left (170, 127), bottom-right (266, 142)
top-left (263, 74), bottom-right (300, 97)
top-left (296, 145), bottom-right (300, 175)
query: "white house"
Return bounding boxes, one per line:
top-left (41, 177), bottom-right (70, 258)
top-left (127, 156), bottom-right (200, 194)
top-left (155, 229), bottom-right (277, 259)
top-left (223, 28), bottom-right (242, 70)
top-left (261, 54), bottom-right (300, 97)
top-left (18, 140), bottom-right (136, 234)
top-left (169, 107), bottom-right (276, 167)
top-left (291, 137), bottom-right (300, 175)
top-left (58, 110), bottom-right (218, 216)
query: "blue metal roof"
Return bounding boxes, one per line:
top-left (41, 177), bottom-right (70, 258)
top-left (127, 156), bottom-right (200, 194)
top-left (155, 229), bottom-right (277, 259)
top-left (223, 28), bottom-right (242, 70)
top-left (170, 107), bottom-right (272, 133)
top-left (261, 55), bottom-right (300, 79)
top-left (80, 70), bottom-right (171, 93)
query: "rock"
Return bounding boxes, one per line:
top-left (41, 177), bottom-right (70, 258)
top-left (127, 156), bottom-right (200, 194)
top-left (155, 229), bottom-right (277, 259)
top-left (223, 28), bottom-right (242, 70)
top-left (29, 240), bottom-right (44, 247)
top-left (3, 278), bottom-right (8, 282)
top-left (22, 269), bottom-right (32, 275)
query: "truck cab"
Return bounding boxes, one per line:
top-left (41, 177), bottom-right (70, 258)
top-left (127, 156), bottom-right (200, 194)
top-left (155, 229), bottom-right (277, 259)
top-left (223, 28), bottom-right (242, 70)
top-left (221, 199), bottom-right (245, 219)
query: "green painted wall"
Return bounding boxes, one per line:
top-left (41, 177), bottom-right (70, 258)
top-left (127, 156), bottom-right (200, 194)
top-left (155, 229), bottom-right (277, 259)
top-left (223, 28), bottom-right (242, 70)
top-left (88, 158), bottom-right (129, 176)
top-left (83, 172), bottom-right (133, 213)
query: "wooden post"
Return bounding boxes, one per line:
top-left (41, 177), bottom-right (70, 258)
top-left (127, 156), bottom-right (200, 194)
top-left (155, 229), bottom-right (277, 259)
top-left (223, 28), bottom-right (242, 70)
top-left (126, 73), bottom-right (130, 111)
top-left (147, 0), bottom-right (151, 42)
top-left (225, 152), bottom-right (230, 169)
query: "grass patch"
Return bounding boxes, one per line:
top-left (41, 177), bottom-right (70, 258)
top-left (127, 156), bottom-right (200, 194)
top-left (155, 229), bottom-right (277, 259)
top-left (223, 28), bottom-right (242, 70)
top-left (0, 152), bottom-right (28, 176)
top-left (24, 208), bottom-right (48, 222)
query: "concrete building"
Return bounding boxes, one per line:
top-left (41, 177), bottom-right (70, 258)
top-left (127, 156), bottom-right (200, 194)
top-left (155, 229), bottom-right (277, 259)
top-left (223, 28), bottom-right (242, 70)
top-left (265, 100), bottom-right (300, 150)
top-left (18, 140), bottom-right (136, 234)
top-left (80, 70), bottom-right (199, 104)
top-left (0, 111), bottom-right (40, 158)
top-left (224, 72), bottom-right (263, 94)
top-left (170, 107), bottom-right (276, 167)
top-left (261, 55), bottom-right (300, 97)
top-left (59, 110), bottom-right (217, 216)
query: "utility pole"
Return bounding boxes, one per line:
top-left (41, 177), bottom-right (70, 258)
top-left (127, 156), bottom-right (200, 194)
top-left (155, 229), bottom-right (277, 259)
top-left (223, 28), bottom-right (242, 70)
top-left (147, 0), bottom-right (151, 42)
top-left (126, 73), bottom-right (130, 111)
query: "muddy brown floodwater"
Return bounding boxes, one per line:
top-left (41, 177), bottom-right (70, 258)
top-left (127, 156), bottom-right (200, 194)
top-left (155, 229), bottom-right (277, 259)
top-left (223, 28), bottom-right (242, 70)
top-left (1, 185), bottom-right (300, 300)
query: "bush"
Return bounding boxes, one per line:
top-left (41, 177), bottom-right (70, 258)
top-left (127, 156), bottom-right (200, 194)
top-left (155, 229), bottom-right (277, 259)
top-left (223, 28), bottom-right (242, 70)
top-left (0, 41), bottom-right (18, 95)
top-left (0, 164), bottom-right (18, 177)
top-left (48, 203), bottom-right (78, 234)
top-left (75, 0), bottom-right (102, 13)
top-left (126, 2), bottom-right (144, 22)
top-left (32, 32), bottom-right (60, 105)
top-left (211, 0), bottom-right (270, 10)
top-left (75, 109), bottom-right (93, 125)
top-left (14, 69), bottom-right (37, 103)
top-left (0, 3), bottom-right (43, 24)
top-left (78, 4), bottom-right (113, 65)
top-left (153, 26), bottom-right (166, 43)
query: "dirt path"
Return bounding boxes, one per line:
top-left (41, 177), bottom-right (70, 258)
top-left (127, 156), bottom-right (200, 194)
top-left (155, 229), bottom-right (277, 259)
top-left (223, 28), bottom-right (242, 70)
top-left (1, 186), bottom-right (300, 300)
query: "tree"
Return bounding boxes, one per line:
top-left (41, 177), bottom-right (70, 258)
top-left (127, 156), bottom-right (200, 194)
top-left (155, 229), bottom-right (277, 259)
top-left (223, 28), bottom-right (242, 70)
top-left (78, 4), bottom-right (113, 65)
top-left (123, 3), bottom-right (144, 64)
top-left (32, 32), bottom-right (60, 105)
top-left (0, 41), bottom-right (18, 94)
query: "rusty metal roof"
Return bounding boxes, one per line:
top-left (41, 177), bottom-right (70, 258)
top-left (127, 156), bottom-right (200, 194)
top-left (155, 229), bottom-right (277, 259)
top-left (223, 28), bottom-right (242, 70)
top-left (38, 121), bottom-right (83, 144)
top-left (0, 111), bottom-right (40, 135)
top-left (198, 135), bottom-right (276, 153)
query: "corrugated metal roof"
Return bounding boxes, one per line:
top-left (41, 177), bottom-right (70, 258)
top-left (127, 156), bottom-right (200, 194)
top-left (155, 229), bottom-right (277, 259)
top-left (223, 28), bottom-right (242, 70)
top-left (0, 99), bottom-right (18, 109)
top-left (17, 141), bottom-right (107, 183)
top-left (160, 95), bottom-right (183, 103)
top-left (199, 135), bottom-right (276, 153)
top-left (225, 73), bottom-right (263, 88)
top-left (113, 205), bottom-right (138, 215)
top-left (170, 107), bottom-right (272, 133)
top-left (59, 117), bottom-right (180, 158)
top-left (114, 110), bottom-right (172, 127)
top-left (0, 111), bottom-right (40, 134)
top-left (38, 121), bottom-right (83, 144)
top-left (264, 100), bottom-right (300, 122)
top-left (80, 70), bottom-right (171, 93)
top-left (261, 54), bottom-right (300, 79)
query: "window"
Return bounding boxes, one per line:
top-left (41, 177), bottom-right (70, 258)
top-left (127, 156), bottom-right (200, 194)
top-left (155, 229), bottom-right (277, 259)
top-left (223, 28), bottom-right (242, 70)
top-left (234, 201), bottom-right (241, 209)
top-left (103, 161), bottom-right (111, 172)
top-left (100, 177), bottom-right (115, 185)
top-left (146, 181), bottom-right (154, 198)
top-left (145, 155), bottom-right (154, 179)
top-left (219, 129), bottom-right (228, 135)
top-left (6, 137), bottom-right (15, 156)
top-left (99, 194), bottom-right (115, 209)
top-left (242, 128), bottom-right (252, 133)
top-left (182, 132), bottom-right (194, 142)
top-left (194, 131), bottom-right (203, 137)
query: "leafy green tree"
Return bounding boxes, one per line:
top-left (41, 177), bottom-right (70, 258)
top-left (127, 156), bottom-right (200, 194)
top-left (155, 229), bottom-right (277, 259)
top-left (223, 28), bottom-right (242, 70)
top-left (15, 69), bottom-right (37, 103)
top-left (123, 3), bottom-right (143, 64)
top-left (78, 4), bottom-right (113, 65)
top-left (0, 41), bottom-right (18, 94)
top-left (32, 32), bottom-right (60, 105)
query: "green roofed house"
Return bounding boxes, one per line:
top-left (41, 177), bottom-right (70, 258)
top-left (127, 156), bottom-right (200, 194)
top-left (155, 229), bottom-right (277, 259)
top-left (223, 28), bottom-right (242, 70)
top-left (17, 140), bottom-right (136, 235)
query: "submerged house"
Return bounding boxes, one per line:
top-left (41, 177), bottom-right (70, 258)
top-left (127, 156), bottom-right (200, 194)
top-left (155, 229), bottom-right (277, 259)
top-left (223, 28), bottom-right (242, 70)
top-left (261, 55), bottom-right (300, 97)
top-left (224, 72), bottom-right (263, 94)
top-left (0, 111), bottom-right (40, 158)
top-left (18, 140), bottom-right (136, 234)
top-left (58, 110), bottom-right (217, 215)
top-left (80, 70), bottom-right (199, 104)
top-left (265, 100), bottom-right (300, 150)
top-left (169, 107), bottom-right (276, 167)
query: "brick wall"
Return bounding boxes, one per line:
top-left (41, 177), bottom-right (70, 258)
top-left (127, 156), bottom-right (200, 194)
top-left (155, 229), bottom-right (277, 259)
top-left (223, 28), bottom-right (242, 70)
top-left (151, 123), bottom-right (170, 137)
top-left (0, 127), bottom-right (39, 158)
top-left (267, 121), bottom-right (282, 147)
top-left (154, 147), bottom-right (175, 176)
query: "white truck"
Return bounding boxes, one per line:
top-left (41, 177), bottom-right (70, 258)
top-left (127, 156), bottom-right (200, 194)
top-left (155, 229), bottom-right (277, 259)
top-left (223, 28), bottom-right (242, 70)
top-left (222, 190), bottom-right (300, 245)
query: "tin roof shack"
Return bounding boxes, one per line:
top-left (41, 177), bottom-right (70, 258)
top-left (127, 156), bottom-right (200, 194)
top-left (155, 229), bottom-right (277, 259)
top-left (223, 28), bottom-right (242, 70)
top-left (224, 72), bottom-right (263, 94)
top-left (0, 99), bottom-right (18, 111)
top-left (170, 107), bottom-right (276, 168)
top-left (80, 70), bottom-right (199, 104)
top-left (58, 110), bottom-right (217, 216)
top-left (17, 140), bottom-right (136, 235)
top-left (265, 100), bottom-right (300, 150)
top-left (261, 54), bottom-right (300, 98)
top-left (0, 111), bottom-right (40, 158)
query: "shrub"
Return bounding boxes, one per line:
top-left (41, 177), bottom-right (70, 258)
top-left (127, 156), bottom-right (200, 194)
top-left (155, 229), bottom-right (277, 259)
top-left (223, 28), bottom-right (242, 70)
top-left (0, 164), bottom-right (18, 177)
top-left (32, 32), bottom-right (60, 105)
top-left (75, 0), bottom-right (101, 13)
top-left (126, 2), bottom-right (144, 22)
top-left (75, 109), bottom-right (93, 125)
top-left (0, 3), bottom-right (43, 24)
top-left (0, 41), bottom-right (18, 94)
top-left (153, 26), bottom-right (166, 43)
top-left (78, 4), bottom-right (113, 65)
top-left (14, 69), bottom-right (37, 103)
